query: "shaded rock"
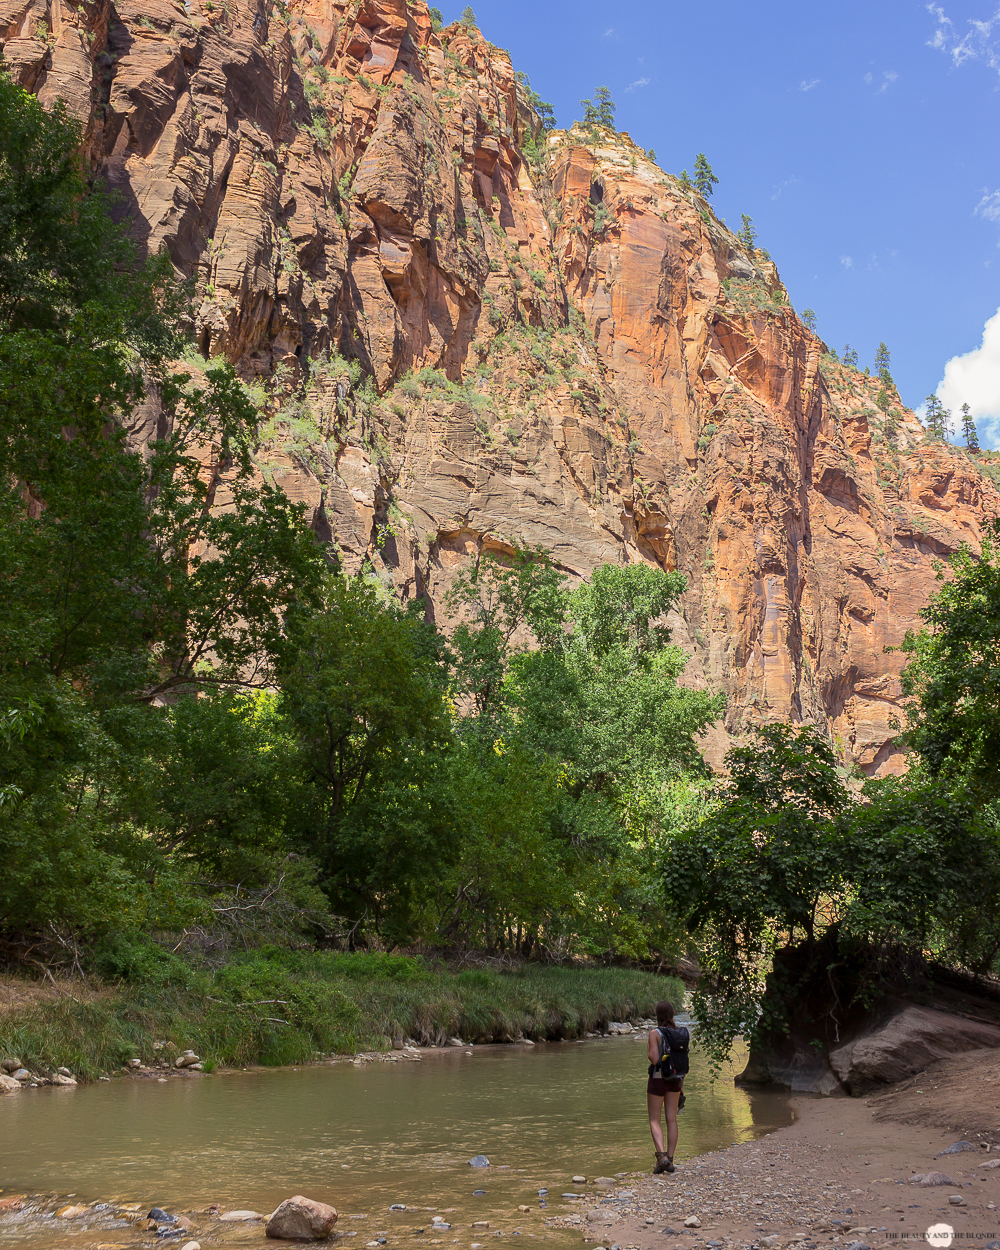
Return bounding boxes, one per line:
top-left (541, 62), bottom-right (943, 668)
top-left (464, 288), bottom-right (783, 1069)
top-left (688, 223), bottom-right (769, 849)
top-left (469, 1155), bottom-right (490, 1168)
top-left (1, 1057), bottom-right (21, 1072)
top-left (12, 1069), bottom-right (31, 1081)
top-left (910, 1172), bottom-right (956, 1186)
top-left (936, 1140), bottom-right (976, 1156)
top-left (149, 1208), bottom-right (177, 1224)
top-left (56, 1066), bottom-right (72, 1076)
top-left (830, 1006), bottom-right (1000, 1094)
top-left (265, 1196), bottom-right (338, 1241)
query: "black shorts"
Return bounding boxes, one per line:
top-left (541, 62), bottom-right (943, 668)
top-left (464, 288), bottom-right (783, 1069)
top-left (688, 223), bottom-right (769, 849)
top-left (647, 1075), bottom-right (682, 1096)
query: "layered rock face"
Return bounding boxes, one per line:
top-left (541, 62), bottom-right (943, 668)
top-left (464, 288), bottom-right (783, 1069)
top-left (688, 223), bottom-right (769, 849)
top-left (5, 0), bottom-right (998, 772)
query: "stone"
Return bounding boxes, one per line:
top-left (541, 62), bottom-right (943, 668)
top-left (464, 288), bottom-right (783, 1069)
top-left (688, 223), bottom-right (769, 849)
top-left (587, 1209), bottom-right (614, 1224)
top-left (561, 1193), bottom-right (582, 1200)
top-left (56, 1066), bottom-right (72, 1076)
top-left (447, 1037), bottom-right (465, 1047)
top-left (265, 1197), bottom-right (338, 1241)
top-left (472, 1190), bottom-right (486, 1196)
top-left (910, 1172), bottom-right (957, 1186)
top-left (606, 1023), bottom-right (633, 1035)
top-left (473, 1221), bottom-right (490, 1229)
top-left (830, 1007), bottom-right (1000, 1094)
top-left (174, 1052), bottom-right (200, 1069)
top-left (219, 1209), bottom-right (263, 1221)
top-left (572, 1176), bottom-right (587, 1184)
top-left (149, 1208), bottom-right (177, 1224)
top-left (843, 1243), bottom-right (871, 1250)
top-left (981, 1159), bottom-right (1000, 1169)
top-left (51, 1072), bottom-right (77, 1086)
top-left (56, 1205), bottom-right (91, 1219)
top-left (936, 1140), bottom-right (977, 1156)
top-left (517, 1205), bottom-right (531, 1212)
top-left (0, 1197), bottom-right (24, 1212)
top-left (0, 1074), bottom-right (21, 1093)
top-left (12, 1069), bottom-right (31, 1081)
top-left (180, 1243), bottom-right (201, 1250)
top-left (390, 1204), bottom-right (406, 1210)
top-left (948, 1195), bottom-right (965, 1205)
top-left (1, 1057), bottom-right (21, 1072)
top-left (469, 1156), bottom-right (491, 1168)
top-left (683, 1216), bottom-right (701, 1228)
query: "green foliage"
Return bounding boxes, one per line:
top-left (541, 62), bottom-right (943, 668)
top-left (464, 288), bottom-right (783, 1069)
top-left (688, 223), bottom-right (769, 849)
top-left (429, 6), bottom-right (443, 31)
top-left (898, 521), bottom-right (1000, 803)
top-left (923, 393), bottom-right (949, 440)
top-left (801, 308), bottom-right (817, 332)
top-left (961, 403), bottom-right (980, 452)
top-left (737, 213), bottom-right (757, 250)
top-left (677, 169), bottom-right (692, 191)
top-left (458, 5), bottom-right (477, 29)
top-left (693, 153), bottom-right (718, 199)
top-left (665, 723), bottom-right (1000, 1064)
top-left (580, 86), bottom-right (615, 130)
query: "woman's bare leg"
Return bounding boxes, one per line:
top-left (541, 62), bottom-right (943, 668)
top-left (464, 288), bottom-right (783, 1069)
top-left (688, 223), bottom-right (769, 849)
top-left (647, 1092), bottom-right (665, 1153)
top-left (664, 1090), bottom-right (681, 1158)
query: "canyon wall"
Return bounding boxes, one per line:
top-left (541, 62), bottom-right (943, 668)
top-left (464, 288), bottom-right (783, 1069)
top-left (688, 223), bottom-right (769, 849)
top-left (4, 0), bottom-right (998, 772)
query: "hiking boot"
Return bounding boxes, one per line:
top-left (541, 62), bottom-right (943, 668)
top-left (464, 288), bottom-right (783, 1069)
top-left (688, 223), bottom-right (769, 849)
top-left (664, 1156), bottom-right (676, 1173)
top-left (653, 1152), bottom-right (670, 1175)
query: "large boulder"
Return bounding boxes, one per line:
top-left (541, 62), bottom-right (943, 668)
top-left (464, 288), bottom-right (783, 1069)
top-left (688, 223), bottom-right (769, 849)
top-left (830, 1005), bottom-right (1000, 1094)
top-left (265, 1196), bottom-right (337, 1241)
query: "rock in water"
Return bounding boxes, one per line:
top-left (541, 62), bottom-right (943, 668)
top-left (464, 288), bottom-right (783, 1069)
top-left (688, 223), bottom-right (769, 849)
top-left (149, 1208), bottom-right (177, 1224)
top-left (180, 1243), bottom-right (201, 1250)
top-left (469, 1155), bottom-right (490, 1168)
top-left (0, 1074), bottom-right (21, 1093)
top-left (56, 1205), bottom-right (90, 1219)
top-left (265, 1196), bottom-right (338, 1241)
top-left (219, 1209), bottom-right (262, 1221)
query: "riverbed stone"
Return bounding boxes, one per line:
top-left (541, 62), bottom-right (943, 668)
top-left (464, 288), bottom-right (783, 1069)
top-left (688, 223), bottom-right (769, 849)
top-left (180, 1242), bottom-right (201, 1250)
top-left (683, 1216), bottom-right (701, 1228)
top-left (56, 1204), bottom-right (91, 1219)
top-left (219, 1209), bottom-right (263, 1221)
top-left (1, 1057), bottom-right (21, 1072)
top-left (469, 1155), bottom-right (490, 1168)
top-left (175, 1051), bottom-right (200, 1069)
top-left (51, 1072), bottom-right (77, 1086)
top-left (12, 1068), bottom-right (31, 1081)
top-left (265, 1196), bottom-right (337, 1240)
top-left (0, 1073), bottom-right (21, 1093)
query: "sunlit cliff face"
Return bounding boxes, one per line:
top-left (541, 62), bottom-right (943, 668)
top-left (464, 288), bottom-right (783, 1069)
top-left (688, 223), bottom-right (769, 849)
top-left (4, 0), bottom-right (997, 774)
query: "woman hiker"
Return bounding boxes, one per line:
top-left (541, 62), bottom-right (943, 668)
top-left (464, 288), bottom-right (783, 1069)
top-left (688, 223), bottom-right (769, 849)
top-left (646, 999), bottom-right (690, 1175)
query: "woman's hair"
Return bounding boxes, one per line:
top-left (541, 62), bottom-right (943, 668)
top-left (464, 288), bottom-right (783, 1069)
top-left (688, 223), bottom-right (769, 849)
top-left (655, 999), bottom-right (675, 1026)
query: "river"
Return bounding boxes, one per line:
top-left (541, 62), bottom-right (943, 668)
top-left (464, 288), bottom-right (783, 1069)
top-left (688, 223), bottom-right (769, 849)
top-left (0, 1030), bottom-right (792, 1247)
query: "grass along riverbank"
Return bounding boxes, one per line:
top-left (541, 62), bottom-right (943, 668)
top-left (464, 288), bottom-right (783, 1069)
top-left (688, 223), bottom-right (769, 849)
top-left (0, 951), bottom-right (682, 1081)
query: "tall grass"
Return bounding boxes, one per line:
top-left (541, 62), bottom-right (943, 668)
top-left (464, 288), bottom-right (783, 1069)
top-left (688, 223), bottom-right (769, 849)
top-left (0, 956), bottom-right (683, 1079)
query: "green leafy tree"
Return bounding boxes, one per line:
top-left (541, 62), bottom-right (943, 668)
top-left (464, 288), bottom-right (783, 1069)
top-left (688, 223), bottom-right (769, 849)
top-left (429, 6), bottom-right (443, 30)
top-left (677, 169), bottom-right (692, 190)
top-left (693, 153), bottom-right (718, 198)
top-left (737, 214), bottom-right (757, 250)
top-left (277, 576), bottom-right (457, 940)
top-left (801, 308), bottom-right (817, 332)
top-left (899, 520), bottom-right (1000, 802)
top-left (961, 403), bottom-right (980, 452)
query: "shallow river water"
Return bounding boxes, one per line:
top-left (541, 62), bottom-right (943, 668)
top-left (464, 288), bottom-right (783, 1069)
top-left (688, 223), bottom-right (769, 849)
top-left (0, 1029), bottom-right (792, 1248)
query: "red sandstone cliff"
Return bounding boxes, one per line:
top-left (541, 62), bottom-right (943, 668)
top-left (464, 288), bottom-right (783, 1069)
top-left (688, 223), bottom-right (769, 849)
top-left (4, 0), bottom-right (997, 773)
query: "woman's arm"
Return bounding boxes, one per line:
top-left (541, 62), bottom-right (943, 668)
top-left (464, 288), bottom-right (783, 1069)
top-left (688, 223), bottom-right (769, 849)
top-left (647, 1029), bottom-right (660, 1064)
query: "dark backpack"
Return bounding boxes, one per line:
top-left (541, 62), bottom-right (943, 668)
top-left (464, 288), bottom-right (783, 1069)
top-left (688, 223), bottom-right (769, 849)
top-left (649, 1025), bottom-right (690, 1079)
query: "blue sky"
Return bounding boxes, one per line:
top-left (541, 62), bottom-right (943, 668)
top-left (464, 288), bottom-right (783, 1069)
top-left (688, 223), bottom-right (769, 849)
top-left (449, 1), bottom-right (1000, 446)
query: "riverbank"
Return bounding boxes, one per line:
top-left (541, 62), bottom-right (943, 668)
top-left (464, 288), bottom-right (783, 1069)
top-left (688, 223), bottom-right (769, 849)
top-left (0, 956), bottom-right (683, 1082)
top-left (566, 1046), bottom-right (1000, 1249)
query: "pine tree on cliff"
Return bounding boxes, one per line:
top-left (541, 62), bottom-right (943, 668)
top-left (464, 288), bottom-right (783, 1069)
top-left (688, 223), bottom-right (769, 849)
top-left (677, 169), bottom-right (692, 190)
top-left (693, 154), bottom-right (718, 198)
top-left (961, 403), bottom-right (980, 452)
top-left (924, 394), bottom-right (949, 440)
top-left (459, 5), bottom-right (477, 29)
top-left (581, 87), bottom-right (616, 130)
top-left (738, 214), bottom-right (757, 250)
top-left (874, 341), bottom-right (892, 386)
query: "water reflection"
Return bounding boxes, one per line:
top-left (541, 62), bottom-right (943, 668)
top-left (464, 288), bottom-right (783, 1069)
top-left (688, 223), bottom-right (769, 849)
top-left (0, 1033), bottom-right (792, 1247)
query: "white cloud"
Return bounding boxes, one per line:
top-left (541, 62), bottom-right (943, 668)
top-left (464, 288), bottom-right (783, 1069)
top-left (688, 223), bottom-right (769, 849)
top-left (771, 174), bottom-right (801, 201)
top-left (625, 77), bottom-right (651, 92)
top-left (864, 69), bottom-right (899, 91)
top-left (926, 2), bottom-right (1000, 75)
top-left (800, 78), bottom-right (820, 91)
top-left (976, 189), bottom-right (1000, 222)
top-left (603, 27), bottom-right (615, 38)
top-left (840, 255), bottom-right (854, 269)
top-left (937, 306), bottom-right (1000, 448)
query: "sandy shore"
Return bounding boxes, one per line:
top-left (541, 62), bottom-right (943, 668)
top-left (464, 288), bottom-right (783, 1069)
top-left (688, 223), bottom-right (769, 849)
top-left (546, 1048), bottom-right (1000, 1250)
